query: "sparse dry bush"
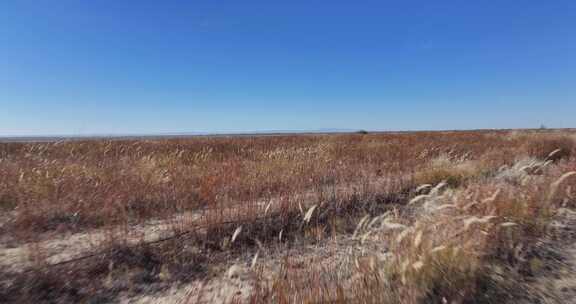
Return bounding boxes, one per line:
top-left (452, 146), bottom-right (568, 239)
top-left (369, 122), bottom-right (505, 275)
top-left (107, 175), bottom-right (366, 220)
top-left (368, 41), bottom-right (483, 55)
top-left (413, 156), bottom-right (483, 188)
top-left (524, 135), bottom-right (575, 161)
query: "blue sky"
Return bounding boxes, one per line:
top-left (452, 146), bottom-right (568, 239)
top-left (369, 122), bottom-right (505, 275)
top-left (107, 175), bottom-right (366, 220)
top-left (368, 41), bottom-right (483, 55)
top-left (1, 0), bottom-right (575, 136)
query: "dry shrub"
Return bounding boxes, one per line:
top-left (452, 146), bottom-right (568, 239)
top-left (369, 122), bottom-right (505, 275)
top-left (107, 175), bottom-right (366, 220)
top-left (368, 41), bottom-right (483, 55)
top-left (339, 184), bottom-right (542, 302)
top-left (392, 245), bottom-right (480, 303)
top-left (414, 157), bottom-right (482, 188)
top-left (525, 136), bottom-right (574, 161)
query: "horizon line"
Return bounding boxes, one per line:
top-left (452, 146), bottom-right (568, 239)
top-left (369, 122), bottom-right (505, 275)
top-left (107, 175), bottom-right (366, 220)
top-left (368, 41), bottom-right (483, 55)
top-left (1, 127), bottom-right (574, 143)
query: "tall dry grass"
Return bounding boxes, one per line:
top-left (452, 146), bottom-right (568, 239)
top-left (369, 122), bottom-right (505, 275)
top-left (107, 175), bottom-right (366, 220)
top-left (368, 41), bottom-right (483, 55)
top-left (1, 129), bottom-right (575, 303)
top-left (247, 132), bottom-right (576, 304)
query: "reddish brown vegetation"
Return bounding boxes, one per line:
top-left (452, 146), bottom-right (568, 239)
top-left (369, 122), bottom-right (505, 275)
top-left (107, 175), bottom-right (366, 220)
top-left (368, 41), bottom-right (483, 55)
top-left (0, 129), bottom-right (575, 303)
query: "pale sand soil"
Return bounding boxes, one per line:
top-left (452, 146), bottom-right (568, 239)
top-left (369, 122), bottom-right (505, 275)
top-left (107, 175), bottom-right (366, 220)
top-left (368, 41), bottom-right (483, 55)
top-left (513, 208), bottom-right (576, 304)
top-left (0, 214), bottom-right (195, 273)
top-left (124, 235), bottom-right (389, 303)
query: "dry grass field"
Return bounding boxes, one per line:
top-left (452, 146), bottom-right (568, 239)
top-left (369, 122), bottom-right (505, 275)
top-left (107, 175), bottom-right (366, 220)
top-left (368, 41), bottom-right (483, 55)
top-left (1, 129), bottom-right (576, 303)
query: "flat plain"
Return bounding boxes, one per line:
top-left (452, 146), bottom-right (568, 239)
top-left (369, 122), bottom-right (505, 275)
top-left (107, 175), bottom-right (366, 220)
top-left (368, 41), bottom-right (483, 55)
top-left (1, 129), bottom-right (576, 303)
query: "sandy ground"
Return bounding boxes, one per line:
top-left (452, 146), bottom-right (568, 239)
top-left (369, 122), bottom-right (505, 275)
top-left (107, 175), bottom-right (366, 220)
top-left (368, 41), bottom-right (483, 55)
top-left (0, 175), bottom-right (401, 303)
top-left (514, 208), bottom-right (576, 304)
top-left (0, 174), bottom-right (402, 271)
top-left (124, 235), bottom-right (389, 304)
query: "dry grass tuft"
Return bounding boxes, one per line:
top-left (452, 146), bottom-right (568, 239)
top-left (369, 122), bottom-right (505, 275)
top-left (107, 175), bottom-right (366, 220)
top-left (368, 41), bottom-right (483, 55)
top-left (525, 135), bottom-right (575, 161)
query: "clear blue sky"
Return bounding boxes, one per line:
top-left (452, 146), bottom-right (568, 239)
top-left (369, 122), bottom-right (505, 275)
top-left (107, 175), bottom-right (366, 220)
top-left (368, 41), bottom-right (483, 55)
top-left (1, 1), bottom-right (575, 136)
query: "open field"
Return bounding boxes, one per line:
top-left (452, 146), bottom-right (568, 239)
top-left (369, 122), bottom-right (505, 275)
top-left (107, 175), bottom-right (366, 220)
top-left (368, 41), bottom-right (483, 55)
top-left (1, 129), bottom-right (576, 303)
